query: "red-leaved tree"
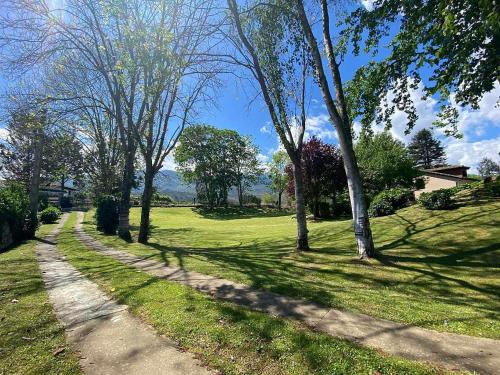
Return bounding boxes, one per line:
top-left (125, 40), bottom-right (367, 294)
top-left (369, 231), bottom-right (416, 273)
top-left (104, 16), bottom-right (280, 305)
top-left (286, 137), bottom-right (347, 218)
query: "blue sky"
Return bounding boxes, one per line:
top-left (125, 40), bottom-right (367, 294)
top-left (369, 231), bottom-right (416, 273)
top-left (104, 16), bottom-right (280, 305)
top-left (0, 0), bottom-right (498, 174)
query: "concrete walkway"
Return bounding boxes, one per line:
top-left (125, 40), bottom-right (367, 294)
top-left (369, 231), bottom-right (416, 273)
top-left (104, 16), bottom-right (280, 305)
top-left (75, 212), bottom-right (500, 374)
top-left (37, 213), bottom-right (216, 375)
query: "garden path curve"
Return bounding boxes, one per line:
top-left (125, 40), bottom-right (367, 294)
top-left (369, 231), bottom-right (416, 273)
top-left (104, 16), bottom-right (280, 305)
top-left (36, 213), bottom-right (216, 375)
top-left (75, 212), bottom-right (500, 375)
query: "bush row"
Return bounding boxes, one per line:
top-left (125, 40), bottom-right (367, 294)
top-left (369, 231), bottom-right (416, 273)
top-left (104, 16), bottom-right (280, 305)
top-left (368, 188), bottom-right (414, 217)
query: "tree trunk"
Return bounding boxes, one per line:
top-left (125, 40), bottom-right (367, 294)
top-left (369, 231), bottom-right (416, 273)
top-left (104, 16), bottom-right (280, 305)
top-left (337, 129), bottom-right (374, 258)
top-left (278, 191), bottom-right (282, 209)
top-left (295, 0), bottom-right (374, 258)
top-left (138, 167), bottom-right (154, 243)
top-left (118, 143), bottom-right (135, 241)
top-left (27, 130), bottom-right (43, 237)
top-left (238, 182), bottom-right (243, 207)
top-left (292, 161), bottom-right (309, 251)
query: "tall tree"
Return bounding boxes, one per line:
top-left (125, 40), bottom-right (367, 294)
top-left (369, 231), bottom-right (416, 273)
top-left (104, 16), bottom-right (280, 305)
top-left (226, 0), bottom-right (311, 250)
top-left (0, 105), bottom-right (48, 236)
top-left (408, 129), bottom-right (446, 169)
top-left (267, 151), bottom-right (289, 209)
top-left (175, 125), bottom-right (260, 208)
top-left (344, 0), bottom-right (499, 135)
top-left (356, 132), bottom-right (419, 196)
top-left (286, 137), bottom-right (347, 218)
top-left (293, 0), bottom-right (375, 257)
top-left (47, 132), bottom-right (85, 191)
top-left (478, 157), bottom-right (500, 177)
top-left (233, 137), bottom-right (262, 207)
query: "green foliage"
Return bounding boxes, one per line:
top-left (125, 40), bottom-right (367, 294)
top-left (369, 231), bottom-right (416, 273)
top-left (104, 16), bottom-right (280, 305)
top-left (0, 182), bottom-right (30, 242)
top-left (408, 129), bottom-right (447, 169)
top-left (175, 125), bottom-right (262, 207)
top-left (242, 194), bottom-right (261, 206)
top-left (152, 193), bottom-right (173, 204)
top-left (355, 132), bottom-right (418, 196)
top-left (368, 188), bottom-right (414, 217)
top-left (267, 151), bottom-right (288, 207)
top-left (478, 157), bottom-right (500, 177)
top-left (261, 193), bottom-right (274, 205)
top-left (40, 206), bottom-right (62, 224)
top-left (38, 193), bottom-right (49, 212)
top-left (60, 196), bottom-right (73, 209)
top-left (484, 178), bottom-right (500, 197)
top-left (95, 195), bottom-right (119, 234)
top-left (418, 189), bottom-right (453, 210)
top-left (332, 190), bottom-right (352, 218)
top-left (344, 0), bottom-right (498, 135)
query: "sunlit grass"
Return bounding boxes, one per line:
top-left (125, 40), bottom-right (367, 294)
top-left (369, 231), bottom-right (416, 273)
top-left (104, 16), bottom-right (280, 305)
top-left (0, 222), bottom-right (81, 375)
top-left (84, 197), bottom-right (500, 339)
top-left (59, 213), bottom-right (455, 375)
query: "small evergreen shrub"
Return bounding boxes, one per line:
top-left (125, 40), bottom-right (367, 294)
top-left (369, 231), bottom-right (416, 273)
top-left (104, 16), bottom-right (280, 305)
top-left (484, 178), bottom-right (500, 197)
top-left (40, 206), bottom-right (62, 224)
top-left (96, 195), bottom-right (119, 234)
top-left (368, 188), bottom-right (414, 217)
top-left (38, 193), bottom-right (49, 211)
top-left (418, 189), bottom-right (453, 210)
top-left (0, 183), bottom-right (30, 243)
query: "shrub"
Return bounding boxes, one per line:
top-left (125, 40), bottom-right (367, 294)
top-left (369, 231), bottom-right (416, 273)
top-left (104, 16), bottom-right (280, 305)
top-left (332, 190), bottom-right (351, 217)
top-left (418, 189), bottom-right (453, 210)
top-left (242, 194), bottom-right (261, 206)
top-left (0, 183), bottom-right (30, 243)
top-left (96, 195), bottom-right (119, 234)
top-left (318, 201), bottom-right (331, 218)
top-left (40, 206), bottom-right (62, 224)
top-left (38, 193), bottom-right (49, 211)
top-left (484, 178), bottom-right (500, 197)
top-left (368, 188), bottom-right (414, 217)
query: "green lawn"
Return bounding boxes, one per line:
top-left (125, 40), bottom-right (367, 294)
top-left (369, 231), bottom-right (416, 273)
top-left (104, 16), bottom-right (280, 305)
top-left (84, 198), bottom-right (500, 339)
top-left (0, 224), bottom-right (81, 375)
top-left (59, 213), bottom-right (451, 375)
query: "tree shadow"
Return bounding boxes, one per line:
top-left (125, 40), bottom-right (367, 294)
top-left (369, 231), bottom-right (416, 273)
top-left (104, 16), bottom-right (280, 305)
top-left (192, 206), bottom-right (292, 220)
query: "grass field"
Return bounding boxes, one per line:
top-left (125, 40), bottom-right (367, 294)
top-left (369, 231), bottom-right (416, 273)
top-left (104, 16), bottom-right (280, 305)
top-left (58, 213), bottom-right (451, 375)
top-left (84, 196), bottom-right (500, 339)
top-left (0, 224), bottom-right (81, 375)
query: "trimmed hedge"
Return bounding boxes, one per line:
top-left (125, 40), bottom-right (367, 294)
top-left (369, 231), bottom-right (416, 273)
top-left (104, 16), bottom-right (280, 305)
top-left (368, 188), bottom-right (414, 217)
top-left (96, 195), bottom-right (119, 234)
top-left (0, 183), bottom-right (30, 245)
top-left (418, 189), bottom-right (453, 210)
top-left (40, 206), bottom-right (62, 224)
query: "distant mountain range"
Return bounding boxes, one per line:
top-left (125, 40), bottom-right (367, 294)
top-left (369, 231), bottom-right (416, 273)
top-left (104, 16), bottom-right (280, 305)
top-left (133, 169), bottom-right (272, 202)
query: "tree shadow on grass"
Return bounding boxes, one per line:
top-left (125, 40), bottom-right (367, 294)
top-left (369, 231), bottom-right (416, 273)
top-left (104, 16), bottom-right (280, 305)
top-left (192, 206), bottom-right (293, 220)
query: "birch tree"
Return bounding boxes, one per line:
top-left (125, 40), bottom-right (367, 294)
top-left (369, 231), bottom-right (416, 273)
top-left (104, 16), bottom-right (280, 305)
top-left (226, 0), bottom-right (311, 250)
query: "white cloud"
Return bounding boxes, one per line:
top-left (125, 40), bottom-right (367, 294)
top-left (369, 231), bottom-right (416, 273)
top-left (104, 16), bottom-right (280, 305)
top-left (361, 0), bottom-right (376, 10)
top-left (257, 153), bottom-right (269, 164)
top-left (161, 153), bottom-right (177, 170)
top-left (364, 81), bottom-right (500, 172)
top-left (260, 124), bottom-right (272, 134)
top-left (304, 114), bottom-right (337, 141)
top-left (0, 127), bottom-right (9, 141)
top-left (445, 137), bottom-right (500, 173)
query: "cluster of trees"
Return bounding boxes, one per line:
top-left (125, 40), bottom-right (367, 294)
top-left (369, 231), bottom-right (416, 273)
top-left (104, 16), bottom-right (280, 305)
top-left (174, 125), bottom-right (262, 207)
top-left (0, 0), bottom-right (495, 257)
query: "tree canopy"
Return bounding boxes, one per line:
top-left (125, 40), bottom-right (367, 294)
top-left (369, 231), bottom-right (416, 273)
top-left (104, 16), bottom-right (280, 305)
top-left (408, 128), bottom-right (447, 169)
top-left (344, 0), bottom-right (499, 135)
top-left (356, 132), bottom-right (419, 197)
top-left (174, 125), bottom-right (261, 207)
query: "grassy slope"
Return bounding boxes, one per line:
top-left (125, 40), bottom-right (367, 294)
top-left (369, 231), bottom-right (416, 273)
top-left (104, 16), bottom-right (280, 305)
top-left (59, 213), bottom-right (450, 375)
top-left (0, 223), bottom-right (81, 375)
top-left (85, 197), bottom-right (500, 339)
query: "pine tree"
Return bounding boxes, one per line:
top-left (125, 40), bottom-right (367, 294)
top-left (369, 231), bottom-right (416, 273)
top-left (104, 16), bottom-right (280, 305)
top-left (408, 129), bottom-right (446, 169)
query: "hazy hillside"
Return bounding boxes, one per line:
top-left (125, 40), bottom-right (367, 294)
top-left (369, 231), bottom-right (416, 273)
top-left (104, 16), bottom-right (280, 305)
top-left (133, 170), bottom-right (272, 202)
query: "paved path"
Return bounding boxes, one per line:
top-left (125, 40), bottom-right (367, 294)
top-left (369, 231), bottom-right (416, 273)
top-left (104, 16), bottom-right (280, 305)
top-left (75, 212), bottom-right (500, 374)
top-left (37, 213), bottom-right (216, 375)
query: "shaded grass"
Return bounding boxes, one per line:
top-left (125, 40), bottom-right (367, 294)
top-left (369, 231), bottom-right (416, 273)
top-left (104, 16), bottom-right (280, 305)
top-left (84, 198), bottom-right (500, 339)
top-left (0, 222), bottom-right (81, 375)
top-left (58, 213), bottom-right (455, 375)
